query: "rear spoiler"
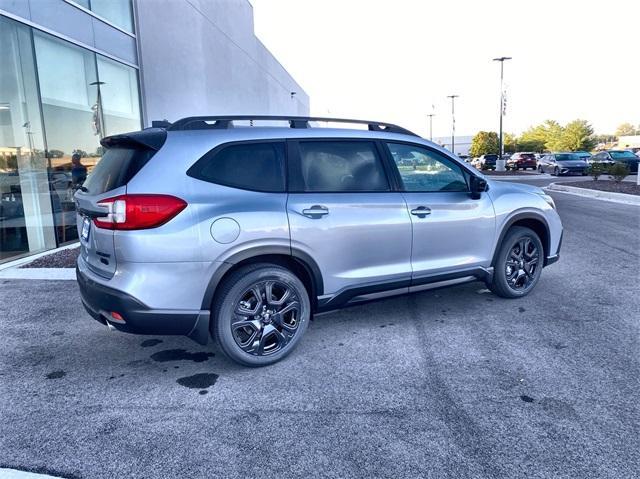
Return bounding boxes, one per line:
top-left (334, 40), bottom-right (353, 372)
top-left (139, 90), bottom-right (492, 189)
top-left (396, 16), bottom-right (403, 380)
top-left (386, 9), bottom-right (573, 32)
top-left (100, 128), bottom-right (167, 151)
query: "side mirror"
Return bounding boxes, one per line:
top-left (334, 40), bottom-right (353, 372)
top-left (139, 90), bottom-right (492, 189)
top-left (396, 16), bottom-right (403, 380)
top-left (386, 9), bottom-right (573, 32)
top-left (470, 176), bottom-right (487, 200)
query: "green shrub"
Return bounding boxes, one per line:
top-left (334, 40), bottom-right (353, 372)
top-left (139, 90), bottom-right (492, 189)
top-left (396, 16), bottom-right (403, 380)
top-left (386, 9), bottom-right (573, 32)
top-left (587, 162), bottom-right (609, 180)
top-left (608, 162), bottom-right (630, 183)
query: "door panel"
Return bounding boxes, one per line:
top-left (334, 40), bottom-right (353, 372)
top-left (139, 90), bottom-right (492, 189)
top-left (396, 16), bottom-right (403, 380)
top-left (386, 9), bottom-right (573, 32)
top-left (287, 193), bottom-right (412, 295)
top-left (286, 139), bottom-right (412, 296)
top-left (403, 191), bottom-right (495, 276)
top-left (384, 141), bottom-right (496, 279)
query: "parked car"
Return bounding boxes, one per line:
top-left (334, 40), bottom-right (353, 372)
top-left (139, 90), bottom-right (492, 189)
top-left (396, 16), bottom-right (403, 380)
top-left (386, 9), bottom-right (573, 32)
top-left (592, 150), bottom-right (639, 173)
top-left (588, 151), bottom-right (616, 167)
top-left (507, 152), bottom-right (537, 170)
top-left (75, 115), bottom-right (563, 366)
top-left (472, 154), bottom-right (498, 170)
top-left (537, 152), bottom-right (588, 176)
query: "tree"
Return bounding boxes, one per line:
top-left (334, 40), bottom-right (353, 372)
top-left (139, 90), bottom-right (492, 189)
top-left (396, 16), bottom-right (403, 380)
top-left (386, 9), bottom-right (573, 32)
top-left (519, 120), bottom-right (562, 152)
top-left (557, 119), bottom-right (596, 152)
top-left (469, 131), bottom-right (499, 157)
top-left (615, 123), bottom-right (639, 137)
top-left (503, 133), bottom-right (517, 153)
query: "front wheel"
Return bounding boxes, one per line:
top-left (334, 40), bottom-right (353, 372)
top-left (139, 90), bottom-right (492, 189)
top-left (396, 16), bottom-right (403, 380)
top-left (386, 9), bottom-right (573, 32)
top-left (212, 263), bottom-right (311, 366)
top-left (538, 165), bottom-right (543, 173)
top-left (488, 226), bottom-right (544, 299)
top-left (553, 166), bottom-right (560, 176)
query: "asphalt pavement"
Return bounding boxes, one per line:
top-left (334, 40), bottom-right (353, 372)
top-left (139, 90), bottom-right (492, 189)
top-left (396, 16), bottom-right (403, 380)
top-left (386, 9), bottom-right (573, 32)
top-left (0, 183), bottom-right (638, 479)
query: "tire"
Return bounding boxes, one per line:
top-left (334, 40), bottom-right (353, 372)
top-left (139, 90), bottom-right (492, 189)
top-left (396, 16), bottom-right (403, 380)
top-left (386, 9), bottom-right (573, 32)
top-left (211, 263), bottom-right (311, 367)
top-left (488, 226), bottom-right (544, 299)
top-left (553, 166), bottom-right (560, 176)
top-left (538, 165), bottom-right (543, 173)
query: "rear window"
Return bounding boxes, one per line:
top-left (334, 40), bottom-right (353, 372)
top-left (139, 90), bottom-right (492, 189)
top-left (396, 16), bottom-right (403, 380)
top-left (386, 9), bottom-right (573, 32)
top-left (83, 147), bottom-right (154, 195)
top-left (484, 155), bottom-right (498, 161)
top-left (520, 153), bottom-right (535, 159)
top-left (188, 142), bottom-right (286, 192)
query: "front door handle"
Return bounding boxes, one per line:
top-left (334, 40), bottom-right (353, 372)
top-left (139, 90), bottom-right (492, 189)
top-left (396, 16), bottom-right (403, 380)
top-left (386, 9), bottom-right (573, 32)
top-left (410, 206), bottom-right (431, 218)
top-left (302, 205), bottom-right (329, 218)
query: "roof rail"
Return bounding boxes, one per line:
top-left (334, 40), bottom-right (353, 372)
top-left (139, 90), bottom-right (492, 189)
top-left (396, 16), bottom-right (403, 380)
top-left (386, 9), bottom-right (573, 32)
top-left (163, 115), bottom-right (419, 136)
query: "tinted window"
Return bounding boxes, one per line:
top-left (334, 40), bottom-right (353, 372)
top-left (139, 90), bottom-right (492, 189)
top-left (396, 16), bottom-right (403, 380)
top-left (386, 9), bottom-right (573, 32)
top-left (84, 147), bottom-right (153, 195)
top-left (484, 155), bottom-right (498, 161)
top-left (556, 153), bottom-right (579, 161)
top-left (610, 150), bottom-right (637, 159)
top-left (189, 142), bottom-right (286, 192)
top-left (292, 141), bottom-right (389, 192)
top-left (387, 143), bottom-right (468, 192)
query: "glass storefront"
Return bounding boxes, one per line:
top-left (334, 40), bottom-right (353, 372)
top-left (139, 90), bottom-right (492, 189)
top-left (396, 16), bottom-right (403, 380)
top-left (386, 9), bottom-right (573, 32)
top-left (70, 0), bottom-right (134, 33)
top-left (0, 15), bottom-right (141, 263)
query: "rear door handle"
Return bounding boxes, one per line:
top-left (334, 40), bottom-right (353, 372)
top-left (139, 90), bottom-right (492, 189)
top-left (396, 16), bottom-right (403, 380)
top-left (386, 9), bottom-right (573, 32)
top-left (302, 205), bottom-right (329, 218)
top-left (410, 206), bottom-right (431, 218)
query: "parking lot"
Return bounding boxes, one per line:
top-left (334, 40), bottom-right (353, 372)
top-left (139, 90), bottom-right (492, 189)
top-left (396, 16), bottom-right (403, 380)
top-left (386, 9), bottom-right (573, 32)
top-left (0, 182), bottom-right (638, 479)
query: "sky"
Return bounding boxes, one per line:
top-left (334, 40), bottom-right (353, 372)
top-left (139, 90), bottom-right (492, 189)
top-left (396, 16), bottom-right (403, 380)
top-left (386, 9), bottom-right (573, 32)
top-left (249, 0), bottom-right (639, 139)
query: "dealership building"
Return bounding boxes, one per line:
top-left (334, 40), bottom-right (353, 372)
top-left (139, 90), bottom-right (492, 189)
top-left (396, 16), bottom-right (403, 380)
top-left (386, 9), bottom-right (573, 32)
top-left (0, 0), bottom-right (309, 263)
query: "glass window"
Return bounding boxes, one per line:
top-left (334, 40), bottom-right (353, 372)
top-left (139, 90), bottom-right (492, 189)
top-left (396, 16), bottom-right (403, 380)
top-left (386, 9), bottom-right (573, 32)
top-left (0, 17), bottom-right (57, 263)
top-left (72, 0), bottom-right (134, 33)
top-left (84, 147), bottom-right (154, 195)
top-left (293, 141), bottom-right (389, 192)
top-left (97, 55), bottom-right (141, 136)
top-left (189, 142), bottom-right (286, 193)
top-left (387, 143), bottom-right (468, 192)
top-left (34, 32), bottom-right (102, 244)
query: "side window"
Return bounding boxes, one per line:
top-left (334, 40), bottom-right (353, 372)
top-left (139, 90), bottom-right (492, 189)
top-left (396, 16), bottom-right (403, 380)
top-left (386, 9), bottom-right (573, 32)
top-left (291, 141), bottom-right (389, 192)
top-left (387, 143), bottom-right (468, 192)
top-left (188, 142), bottom-right (285, 192)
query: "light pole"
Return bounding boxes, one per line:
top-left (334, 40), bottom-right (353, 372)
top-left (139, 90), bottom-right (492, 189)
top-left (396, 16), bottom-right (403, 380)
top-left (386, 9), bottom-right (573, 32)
top-left (493, 57), bottom-right (511, 166)
top-left (427, 113), bottom-right (435, 141)
top-left (446, 95), bottom-right (459, 153)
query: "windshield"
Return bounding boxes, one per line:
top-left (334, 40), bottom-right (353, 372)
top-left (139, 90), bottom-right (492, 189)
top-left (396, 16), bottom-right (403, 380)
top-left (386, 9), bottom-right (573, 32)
top-left (609, 151), bottom-right (637, 159)
top-left (555, 154), bottom-right (580, 161)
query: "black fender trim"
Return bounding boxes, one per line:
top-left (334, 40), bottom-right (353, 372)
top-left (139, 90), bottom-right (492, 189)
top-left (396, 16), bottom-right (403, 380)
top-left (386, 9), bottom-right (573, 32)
top-left (492, 212), bottom-right (552, 267)
top-left (199, 246), bottom-right (324, 310)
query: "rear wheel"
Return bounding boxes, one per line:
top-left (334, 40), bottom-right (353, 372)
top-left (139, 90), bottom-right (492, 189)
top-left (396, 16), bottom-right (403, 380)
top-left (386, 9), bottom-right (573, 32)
top-left (212, 263), bottom-right (311, 367)
top-left (489, 226), bottom-right (543, 299)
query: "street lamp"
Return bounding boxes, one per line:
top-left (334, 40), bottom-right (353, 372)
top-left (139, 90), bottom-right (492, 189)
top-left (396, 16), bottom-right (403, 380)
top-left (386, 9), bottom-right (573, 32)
top-left (493, 56), bottom-right (512, 168)
top-left (446, 95), bottom-right (459, 153)
top-left (427, 113), bottom-right (435, 141)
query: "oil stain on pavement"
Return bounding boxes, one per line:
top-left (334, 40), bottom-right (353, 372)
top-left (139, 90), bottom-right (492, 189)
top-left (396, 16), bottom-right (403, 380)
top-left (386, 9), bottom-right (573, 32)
top-left (46, 370), bottom-right (66, 379)
top-left (140, 339), bottom-right (163, 347)
top-left (176, 373), bottom-right (219, 395)
top-left (150, 349), bottom-right (214, 363)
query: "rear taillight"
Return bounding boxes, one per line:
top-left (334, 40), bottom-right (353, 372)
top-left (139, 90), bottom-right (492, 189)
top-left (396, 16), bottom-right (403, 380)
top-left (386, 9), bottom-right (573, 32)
top-left (94, 194), bottom-right (187, 230)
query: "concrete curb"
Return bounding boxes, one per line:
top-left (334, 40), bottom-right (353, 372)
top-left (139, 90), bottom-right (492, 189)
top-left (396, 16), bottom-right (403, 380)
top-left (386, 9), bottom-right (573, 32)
top-left (0, 242), bottom-right (80, 272)
top-left (0, 268), bottom-right (76, 280)
top-left (546, 182), bottom-right (640, 206)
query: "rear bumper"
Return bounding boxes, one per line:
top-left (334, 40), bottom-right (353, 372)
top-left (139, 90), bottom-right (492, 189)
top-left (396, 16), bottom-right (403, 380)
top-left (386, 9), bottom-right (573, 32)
top-left (76, 263), bottom-right (210, 344)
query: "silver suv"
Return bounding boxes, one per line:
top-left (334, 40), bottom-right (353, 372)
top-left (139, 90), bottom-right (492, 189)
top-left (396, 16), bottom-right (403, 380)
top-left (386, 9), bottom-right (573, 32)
top-left (76, 116), bottom-right (563, 366)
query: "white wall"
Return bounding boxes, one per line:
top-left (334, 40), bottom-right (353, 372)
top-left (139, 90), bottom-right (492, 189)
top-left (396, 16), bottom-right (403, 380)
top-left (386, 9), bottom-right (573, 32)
top-left (135, 0), bottom-right (309, 125)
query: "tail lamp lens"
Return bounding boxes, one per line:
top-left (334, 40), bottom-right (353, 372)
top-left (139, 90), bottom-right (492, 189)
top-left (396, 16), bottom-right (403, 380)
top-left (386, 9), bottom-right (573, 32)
top-left (94, 194), bottom-right (187, 230)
